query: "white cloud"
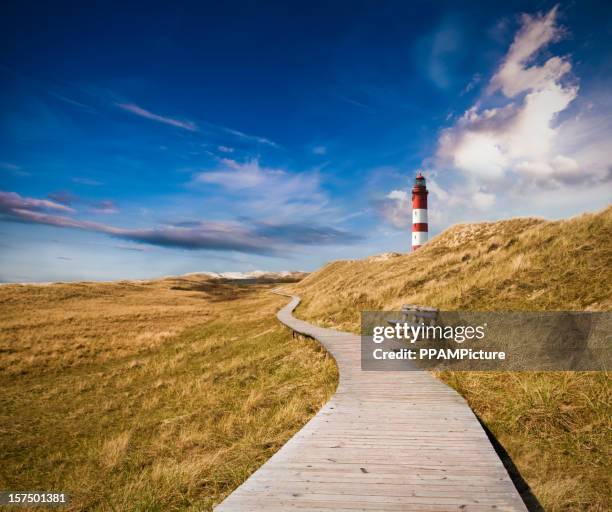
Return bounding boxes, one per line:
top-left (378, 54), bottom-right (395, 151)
top-left (438, 44), bottom-right (580, 184)
top-left (430, 6), bottom-right (610, 223)
top-left (379, 189), bottom-right (412, 229)
top-left (471, 191), bottom-right (496, 210)
top-left (488, 6), bottom-right (568, 98)
top-left (312, 145), bottom-right (327, 155)
top-left (195, 158), bottom-right (272, 190)
top-left (448, 130), bottom-right (507, 180)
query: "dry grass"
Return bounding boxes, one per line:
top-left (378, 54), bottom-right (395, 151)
top-left (292, 207), bottom-right (611, 328)
top-left (290, 206), bottom-right (612, 511)
top-left (0, 276), bottom-right (338, 511)
top-left (438, 371), bottom-right (611, 511)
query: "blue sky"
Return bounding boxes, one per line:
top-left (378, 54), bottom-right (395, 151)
top-left (1, 1), bottom-right (611, 282)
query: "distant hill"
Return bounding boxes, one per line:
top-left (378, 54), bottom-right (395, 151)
top-left (181, 270), bottom-right (309, 283)
top-left (2, 270), bottom-right (309, 287)
top-left (292, 206), bottom-right (612, 331)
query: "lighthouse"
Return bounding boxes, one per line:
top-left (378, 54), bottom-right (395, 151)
top-left (411, 172), bottom-right (428, 251)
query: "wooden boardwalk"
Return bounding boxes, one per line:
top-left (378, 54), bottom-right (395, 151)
top-left (215, 294), bottom-right (527, 511)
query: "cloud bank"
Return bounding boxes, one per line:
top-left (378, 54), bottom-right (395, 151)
top-left (381, 6), bottom-right (611, 230)
top-left (0, 190), bottom-right (361, 256)
top-left (438, 6), bottom-right (588, 188)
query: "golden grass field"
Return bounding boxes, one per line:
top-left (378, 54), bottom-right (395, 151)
top-left (289, 206), bottom-right (612, 511)
top-left (0, 276), bottom-right (337, 511)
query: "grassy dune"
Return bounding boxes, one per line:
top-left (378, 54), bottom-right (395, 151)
top-left (290, 206), bottom-right (612, 511)
top-left (0, 276), bottom-right (337, 511)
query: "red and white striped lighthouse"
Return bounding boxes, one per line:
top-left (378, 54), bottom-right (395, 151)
top-left (411, 172), bottom-right (428, 251)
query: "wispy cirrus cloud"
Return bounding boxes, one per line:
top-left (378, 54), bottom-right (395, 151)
top-left (47, 192), bottom-right (119, 214)
top-left (115, 101), bottom-right (280, 148)
top-left (334, 94), bottom-right (376, 113)
top-left (195, 158), bottom-right (285, 190)
top-left (89, 200), bottom-right (119, 215)
top-left (48, 91), bottom-right (97, 114)
top-left (220, 127), bottom-right (279, 148)
top-left (0, 162), bottom-right (21, 171)
top-left (114, 244), bottom-right (153, 252)
top-left (72, 177), bottom-right (103, 186)
top-left (0, 190), bottom-right (361, 255)
top-left (47, 191), bottom-right (79, 206)
top-left (193, 158), bottom-right (329, 218)
top-left (422, 17), bottom-right (464, 90)
top-left (0, 191), bottom-right (75, 214)
top-left (251, 221), bottom-right (362, 245)
top-left (116, 102), bottom-right (199, 131)
top-left (0, 162), bottom-right (29, 177)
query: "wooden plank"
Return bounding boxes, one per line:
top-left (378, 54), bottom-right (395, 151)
top-left (214, 294), bottom-right (527, 511)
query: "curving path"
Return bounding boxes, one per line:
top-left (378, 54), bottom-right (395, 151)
top-left (215, 294), bottom-right (527, 511)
